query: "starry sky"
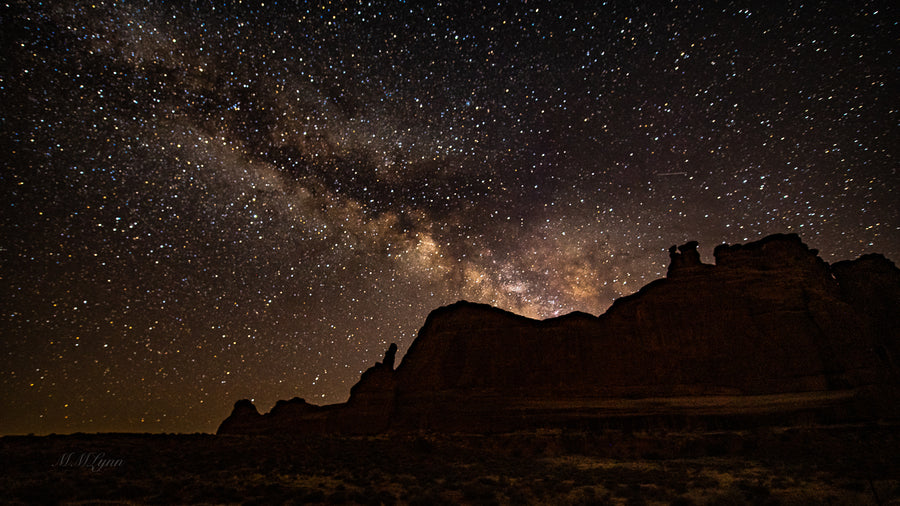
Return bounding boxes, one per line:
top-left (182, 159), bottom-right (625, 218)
top-left (2, 1), bottom-right (897, 435)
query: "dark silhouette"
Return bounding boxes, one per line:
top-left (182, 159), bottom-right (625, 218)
top-left (667, 240), bottom-right (709, 277)
top-left (384, 343), bottom-right (398, 370)
top-left (220, 234), bottom-right (900, 435)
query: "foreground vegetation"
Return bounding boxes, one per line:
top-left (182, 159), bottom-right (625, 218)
top-left (2, 423), bottom-right (898, 504)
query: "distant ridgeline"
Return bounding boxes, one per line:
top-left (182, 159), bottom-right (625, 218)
top-left (219, 234), bottom-right (900, 435)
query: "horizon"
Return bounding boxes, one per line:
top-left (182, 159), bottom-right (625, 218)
top-left (4, 233), bottom-right (894, 437)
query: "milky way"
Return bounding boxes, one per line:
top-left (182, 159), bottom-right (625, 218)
top-left (2, 1), bottom-right (897, 434)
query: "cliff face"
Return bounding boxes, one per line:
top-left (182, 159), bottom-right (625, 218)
top-left (218, 234), bottom-right (900, 435)
top-left (597, 234), bottom-right (867, 395)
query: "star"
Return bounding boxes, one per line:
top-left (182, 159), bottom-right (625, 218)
top-left (1, 1), bottom-right (896, 434)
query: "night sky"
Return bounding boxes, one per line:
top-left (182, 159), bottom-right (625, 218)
top-left (2, 1), bottom-right (897, 435)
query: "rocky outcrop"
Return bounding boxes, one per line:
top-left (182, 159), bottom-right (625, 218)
top-left (217, 399), bottom-right (264, 435)
top-left (268, 397), bottom-right (322, 418)
top-left (832, 254), bottom-right (900, 376)
top-left (217, 397), bottom-right (330, 435)
top-left (667, 240), bottom-right (712, 277)
top-left (218, 234), bottom-right (900, 435)
top-left (383, 343), bottom-right (398, 370)
top-left (342, 344), bottom-right (400, 433)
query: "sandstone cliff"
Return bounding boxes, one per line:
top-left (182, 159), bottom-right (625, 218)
top-left (218, 234), bottom-right (899, 435)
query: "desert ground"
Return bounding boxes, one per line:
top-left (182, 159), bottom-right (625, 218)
top-left (3, 423), bottom-right (899, 505)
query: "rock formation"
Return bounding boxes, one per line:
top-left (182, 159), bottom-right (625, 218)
top-left (667, 240), bottom-right (710, 277)
top-left (383, 343), bottom-right (398, 370)
top-left (218, 234), bottom-right (900, 435)
top-left (217, 399), bottom-right (263, 435)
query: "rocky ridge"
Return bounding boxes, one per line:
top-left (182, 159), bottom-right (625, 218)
top-left (218, 234), bottom-right (900, 435)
